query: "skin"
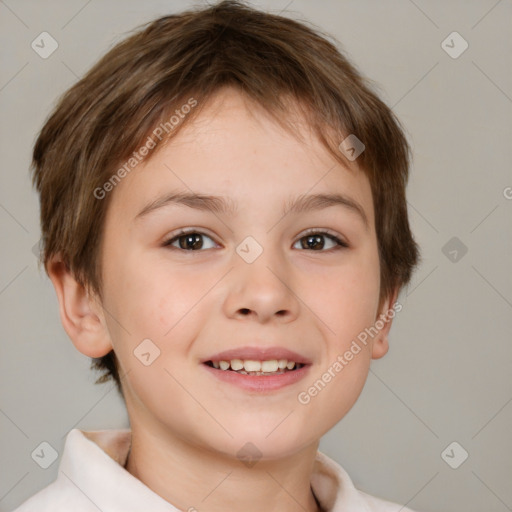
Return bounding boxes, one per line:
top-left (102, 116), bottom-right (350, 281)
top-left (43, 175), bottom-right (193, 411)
top-left (48, 87), bottom-right (398, 512)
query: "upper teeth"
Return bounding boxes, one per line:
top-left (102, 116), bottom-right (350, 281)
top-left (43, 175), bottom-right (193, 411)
top-left (212, 359), bottom-right (296, 371)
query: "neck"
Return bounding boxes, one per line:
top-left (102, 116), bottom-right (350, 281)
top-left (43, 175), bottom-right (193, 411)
top-left (124, 422), bottom-right (322, 512)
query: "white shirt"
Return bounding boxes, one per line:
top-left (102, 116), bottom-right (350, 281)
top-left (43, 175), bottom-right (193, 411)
top-left (13, 429), bottom-right (418, 511)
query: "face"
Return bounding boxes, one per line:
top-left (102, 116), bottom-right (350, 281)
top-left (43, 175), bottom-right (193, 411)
top-left (95, 88), bottom-right (392, 460)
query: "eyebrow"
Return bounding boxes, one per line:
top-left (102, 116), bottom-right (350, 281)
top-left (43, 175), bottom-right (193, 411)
top-left (283, 193), bottom-right (368, 229)
top-left (135, 191), bottom-right (369, 230)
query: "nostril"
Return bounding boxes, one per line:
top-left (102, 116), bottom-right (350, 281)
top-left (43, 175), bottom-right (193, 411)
top-left (239, 308), bottom-right (251, 315)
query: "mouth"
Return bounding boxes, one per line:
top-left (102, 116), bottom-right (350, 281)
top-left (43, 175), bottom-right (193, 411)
top-left (203, 359), bottom-right (306, 376)
top-left (201, 350), bottom-right (312, 392)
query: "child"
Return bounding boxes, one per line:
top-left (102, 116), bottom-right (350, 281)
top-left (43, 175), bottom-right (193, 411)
top-left (16, 1), bottom-right (421, 510)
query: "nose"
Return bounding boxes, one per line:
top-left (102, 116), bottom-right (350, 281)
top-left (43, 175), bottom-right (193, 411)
top-left (222, 247), bottom-right (300, 324)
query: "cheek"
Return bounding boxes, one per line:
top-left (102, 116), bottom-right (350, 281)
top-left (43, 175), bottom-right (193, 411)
top-left (105, 250), bottom-right (183, 326)
top-left (103, 252), bottom-right (220, 362)
top-left (309, 250), bottom-right (380, 347)
top-left (307, 249), bottom-right (379, 423)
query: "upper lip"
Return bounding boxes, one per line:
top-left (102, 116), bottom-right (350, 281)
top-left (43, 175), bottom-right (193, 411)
top-left (202, 346), bottom-right (312, 365)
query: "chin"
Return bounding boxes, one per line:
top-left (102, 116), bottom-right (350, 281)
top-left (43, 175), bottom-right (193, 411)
top-left (225, 422), bottom-right (311, 461)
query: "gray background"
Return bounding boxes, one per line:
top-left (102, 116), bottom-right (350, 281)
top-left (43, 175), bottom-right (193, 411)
top-left (1, 1), bottom-right (511, 511)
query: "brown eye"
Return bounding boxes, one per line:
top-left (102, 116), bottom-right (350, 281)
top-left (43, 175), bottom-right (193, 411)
top-left (164, 231), bottom-right (217, 251)
top-left (177, 233), bottom-right (204, 250)
top-left (301, 234), bottom-right (325, 250)
top-left (294, 232), bottom-right (348, 251)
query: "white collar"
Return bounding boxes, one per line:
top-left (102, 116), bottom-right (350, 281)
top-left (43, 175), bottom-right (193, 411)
top-left (40, 428), bottom-right (409, 512)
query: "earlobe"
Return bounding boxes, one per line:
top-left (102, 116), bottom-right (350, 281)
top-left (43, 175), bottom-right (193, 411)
top-left (47, 255), bottom-right (113, 358)
top-left (371, 287), bottom-right (400, 360)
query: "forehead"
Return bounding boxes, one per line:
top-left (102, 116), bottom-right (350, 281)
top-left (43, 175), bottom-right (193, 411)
top-left (109, 88), bottom-right (374, 224)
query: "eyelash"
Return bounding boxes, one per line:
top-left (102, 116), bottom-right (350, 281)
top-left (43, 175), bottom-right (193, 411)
top-left (162, 228), bottom-right (349, 252)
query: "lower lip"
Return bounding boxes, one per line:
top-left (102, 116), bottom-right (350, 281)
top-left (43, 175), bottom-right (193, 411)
top-left (202, 363), bottom-right (311, 392)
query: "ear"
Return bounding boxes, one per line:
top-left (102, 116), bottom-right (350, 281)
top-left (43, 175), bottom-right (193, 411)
top-left (371, 287), bottom-right (400, 360)
top-left (47, 254), bottom-right (113, 358)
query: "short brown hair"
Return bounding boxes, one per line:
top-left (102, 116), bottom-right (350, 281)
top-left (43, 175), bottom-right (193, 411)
top-left (32, 0), bottom-right (420, 397)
